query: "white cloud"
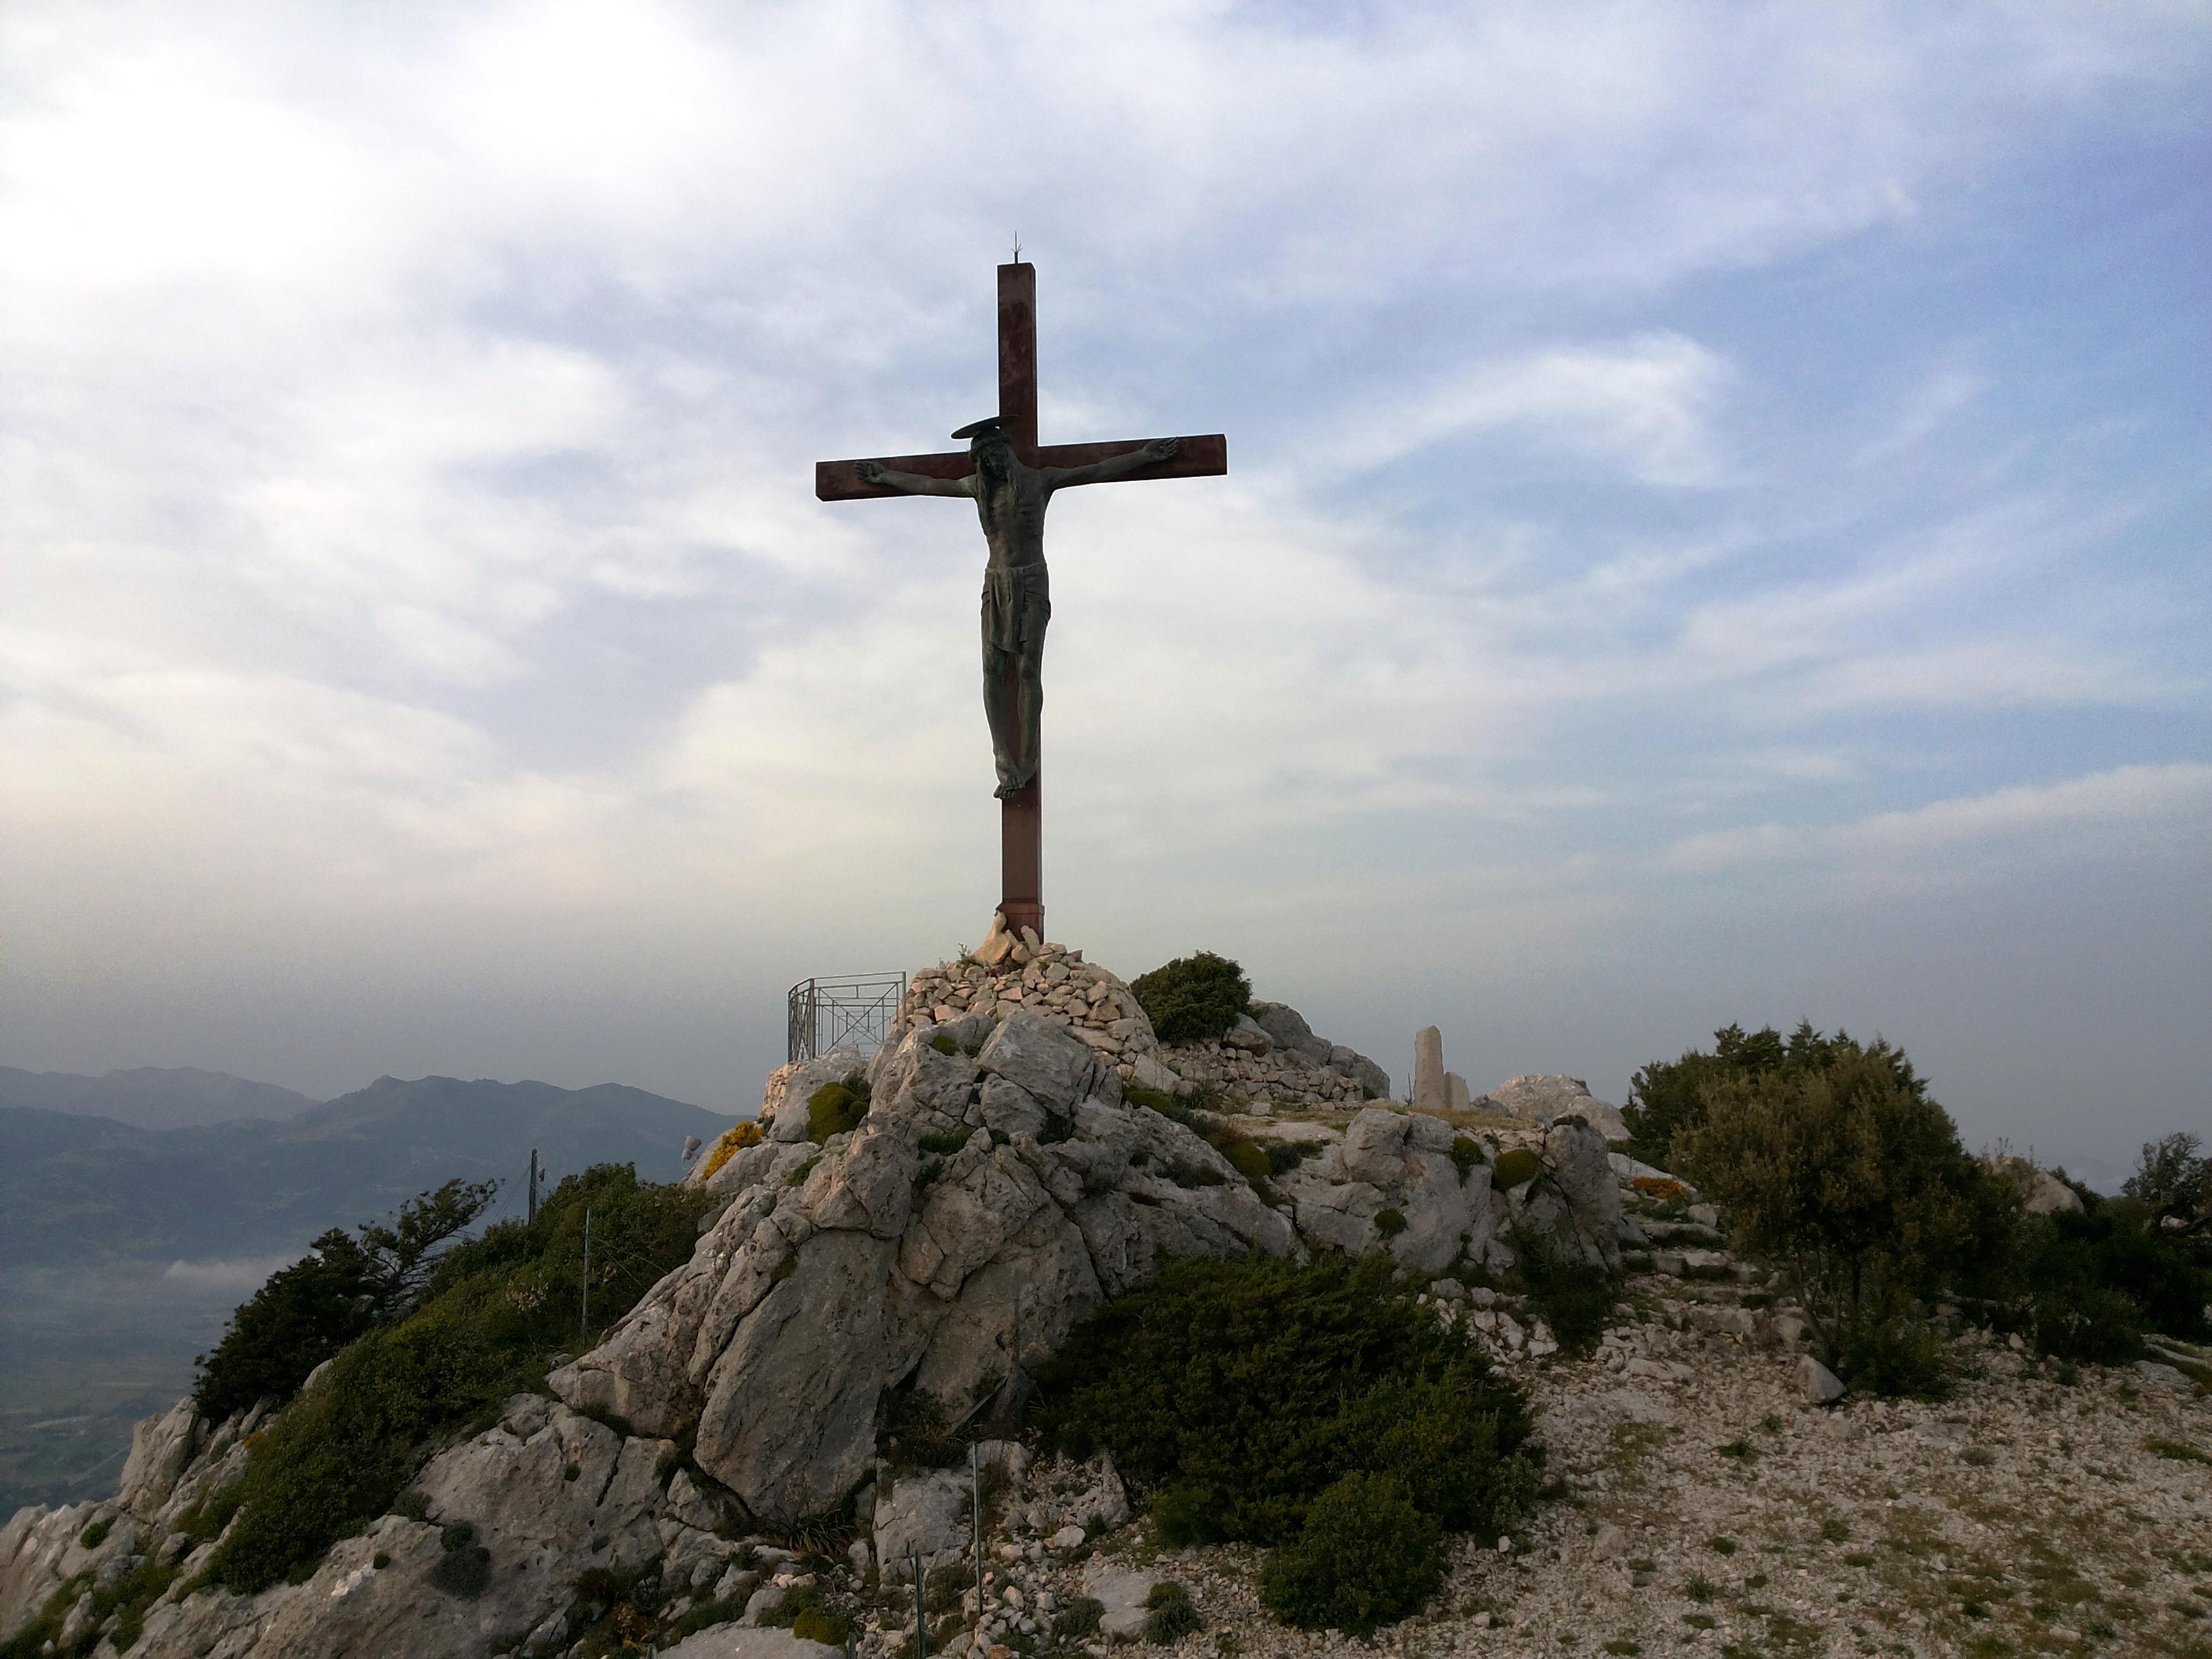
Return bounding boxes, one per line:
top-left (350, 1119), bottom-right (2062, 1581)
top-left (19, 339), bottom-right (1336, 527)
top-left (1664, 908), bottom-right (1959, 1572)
top-left (1327, 335), bottom-right (1734, 487)
top-left (1664, 762), bottom-right (2212, 876)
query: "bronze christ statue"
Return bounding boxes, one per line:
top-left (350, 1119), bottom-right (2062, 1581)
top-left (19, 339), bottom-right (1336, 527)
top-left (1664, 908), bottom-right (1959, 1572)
top-left (859, 420), bottom-right (1179, 797)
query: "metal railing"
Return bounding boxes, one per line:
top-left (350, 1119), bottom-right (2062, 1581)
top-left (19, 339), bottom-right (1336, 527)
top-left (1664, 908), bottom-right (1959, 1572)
top-left (787, 972), bottom-right (908, 1064)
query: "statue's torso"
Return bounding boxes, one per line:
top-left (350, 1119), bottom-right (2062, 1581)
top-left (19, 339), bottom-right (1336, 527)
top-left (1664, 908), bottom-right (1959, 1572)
top-left (973, 465), bottom-right (1049, 570)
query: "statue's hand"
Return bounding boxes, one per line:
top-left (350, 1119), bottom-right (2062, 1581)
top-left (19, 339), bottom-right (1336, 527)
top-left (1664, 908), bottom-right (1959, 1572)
top-left (855, 459), bottom-right (888, 485)
top-left (1143, 437), bottom-right (1181, 464)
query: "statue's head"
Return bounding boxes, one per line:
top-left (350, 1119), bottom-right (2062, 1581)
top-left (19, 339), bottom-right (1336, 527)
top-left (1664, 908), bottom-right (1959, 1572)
top-left (953, 416), bottom-right (1014, 482)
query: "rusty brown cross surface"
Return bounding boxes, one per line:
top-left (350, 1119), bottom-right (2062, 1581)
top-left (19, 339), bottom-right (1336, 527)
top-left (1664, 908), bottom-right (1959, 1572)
top-left (815, 262), bottom-right (1227, 941)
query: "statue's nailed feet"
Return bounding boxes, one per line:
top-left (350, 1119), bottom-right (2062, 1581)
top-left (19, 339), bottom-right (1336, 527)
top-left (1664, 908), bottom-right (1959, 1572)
top-left (994, 762), bottom-right (1038, 800)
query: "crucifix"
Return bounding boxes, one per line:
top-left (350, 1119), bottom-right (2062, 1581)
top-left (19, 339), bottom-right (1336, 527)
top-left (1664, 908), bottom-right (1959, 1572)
top-left (816, 262), bottom-right (1227, 941)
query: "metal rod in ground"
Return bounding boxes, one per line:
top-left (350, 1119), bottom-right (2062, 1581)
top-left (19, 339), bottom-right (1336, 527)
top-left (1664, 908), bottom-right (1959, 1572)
top-left (581, 1209), bottom-right (592, 1343)
top-left (970, 1441), bottom-right (985, 1626)
top-left (910, 1545), bottom-right (927, 1659)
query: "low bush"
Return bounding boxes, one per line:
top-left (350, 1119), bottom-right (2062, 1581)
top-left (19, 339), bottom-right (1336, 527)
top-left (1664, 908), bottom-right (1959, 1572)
top-left (1035, 1254), bottom-right (1538, 1630)
top-left (1513, 1233), bottom-right (1618, 1357)
top-left (2020, 1198), bottom-right (2209, 1351)
top-left (202, 1164), bottom-right (708, 1594)
top-left (1144, 1582), bottom-right (1202, 1642)
top-left (1267, 1141), bottom-right (1326, 1176)
top-left (430, 1521), bottom-right (492, 1598)
top-left (1129, 952), bottom-right (1252, 1045)
top-left (1451, 1137), bottom-right (1485, 1180)
top-left (875, 1385), bottom-right (972, 1471)
top-left (699, 1121), bottom-right (764, 1183)
top-left (1052, 1597), bottom-right (1105, 1642)
top-left (1492, 1149), bottom-right (1540, 1191)
top-left (930, 1033), bottom-right (959, 1057)
top-left (78, 1519), bottom-right (110, 1549)
top-left (806, 1080), bottom-right (869, 1143)
top-left (1258, 1472), bottom-right (1441, 1635)
top-left (764, 1582), bottom-right (850, 1644)
top-left (1374, 1208), bottom-right (1408, 1239)
top-left (1824, 1301), bottom-right (1953, 1401)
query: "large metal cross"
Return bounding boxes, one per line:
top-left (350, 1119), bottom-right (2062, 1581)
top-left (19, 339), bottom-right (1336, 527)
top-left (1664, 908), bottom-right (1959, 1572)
top-left (815, 262), bottom-right (1226, 941)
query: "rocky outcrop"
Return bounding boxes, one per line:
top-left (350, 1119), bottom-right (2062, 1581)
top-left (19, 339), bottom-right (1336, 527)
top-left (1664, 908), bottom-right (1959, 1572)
top-left (1986, 1153), bottom-right (2085, 1215)
top-left (1, 945), bottom-right (1647, 1659)
top-left (1500, 1118), bottom-right (1631, 1269)
top-left (559, 1009), bottom-right (1295, 1523)
top-left (1276, 1107), bottom-right (1504, 1275)
top-left (1478, 1073), bottom-right (1629, 1141)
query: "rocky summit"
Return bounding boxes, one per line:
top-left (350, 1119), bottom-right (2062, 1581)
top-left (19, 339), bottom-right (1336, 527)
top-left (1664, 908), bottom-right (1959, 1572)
top-left (3, 943), bottom-right (2206, 1659)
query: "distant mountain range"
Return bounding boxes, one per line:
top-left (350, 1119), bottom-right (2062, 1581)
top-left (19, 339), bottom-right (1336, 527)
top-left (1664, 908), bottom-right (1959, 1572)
top-left (0, 1071), bottom-right (738, 1267)
top-left (0, 1066), bottom-right (320, 1132)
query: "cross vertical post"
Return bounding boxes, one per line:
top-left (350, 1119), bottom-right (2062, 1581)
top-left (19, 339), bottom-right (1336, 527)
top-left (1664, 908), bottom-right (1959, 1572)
top-left (996, 262), bottom-right (1044, 940)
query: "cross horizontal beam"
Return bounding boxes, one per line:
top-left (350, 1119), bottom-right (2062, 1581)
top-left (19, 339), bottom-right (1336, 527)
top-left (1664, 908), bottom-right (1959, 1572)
top-left (815, 434), bottom-right (1227, 502)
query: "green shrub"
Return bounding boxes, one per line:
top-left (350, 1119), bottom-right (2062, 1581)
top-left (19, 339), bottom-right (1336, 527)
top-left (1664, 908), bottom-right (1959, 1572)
top-left (792, 1607), bottom-right (851, 1645)
top-left (2124, 1132), bottom-right (2211, 1240)
top-left (79, 1519), bottom-right (111, 1549)
top-left (930, 1033), bottom-right (959, 1056)
top-left (1034, 1254), bottom-right (1538, 1577)
top-left (1622, 1021), bottom-right (1911, 1172)
top-left (1052, 1597), bottom-right (1105, 1641)
top-left (1123, 1085), bottom-right (1184, 1120)
top-left (1267, 1141), bottom-right (1326, 1176)
top-left (202, 1165), bottom-right (708, 1594)
top-left (1671, 1042), bottom-right (2011, 1395)
top-left (194, 1179), bottom-right (497, 1421)
top-left (1130, 952), bottom-right (1252, 1045)
top-left (876, 1385), bottom-right (972, 1471)
top-left (1824, 1302), bottom-right (1952, 1401)
top-left (1144, 1581), bottom-right (1202, 1642)
top-left (1513, 1233), bottom-right (1618, 1357)
top-left (668, 1595), bottom-right (750, 1641)
top-left (807, 1081), bottom-right (869, 1143)
top-left (430, 1520), bottom-right (492, 1597)
top-left (918, 1130), bottom-right (972, 1156)
top-left (2021, 1204), bottom-right (2209, 1349)
top-left (1374, 1208), bottom-right (1408, 1239)
top-left (2031, 1281), bottom-right (2146, 1364)
top-left (1224, 1139), bottom-right (1275, 1190)
top-left (1258, 1473), bottom-right (1441, 1635)
top-left (1492, 1149), bottom-right (1540, 1191)
top-left (1451, 1137), bottom-right (1485, 1180)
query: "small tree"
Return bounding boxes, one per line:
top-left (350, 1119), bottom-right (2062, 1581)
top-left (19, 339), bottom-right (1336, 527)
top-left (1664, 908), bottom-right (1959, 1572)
top-left (194, 1178), bottom-right (499, 1420)
top-left (1622, 1021), bottom-right (1914, 1171)
top-left (1671, 1042), bottom-right (2012, 1394)
top-left (2124, 1132), bottom-right (2211, 1242)
top-left (1129, 951), bottom-right (1252, 1045)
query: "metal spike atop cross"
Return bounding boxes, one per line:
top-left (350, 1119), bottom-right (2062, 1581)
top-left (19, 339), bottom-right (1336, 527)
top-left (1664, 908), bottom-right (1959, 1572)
top-left (816, 263), bottom-right (1227, 941)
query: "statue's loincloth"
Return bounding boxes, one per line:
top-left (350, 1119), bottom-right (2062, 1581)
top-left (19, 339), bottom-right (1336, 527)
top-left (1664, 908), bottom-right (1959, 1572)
top-left (981, 562), bottom-right (1050, 659)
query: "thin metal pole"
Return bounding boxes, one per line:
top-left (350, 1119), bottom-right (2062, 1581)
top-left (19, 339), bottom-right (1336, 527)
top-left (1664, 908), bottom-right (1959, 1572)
top-left (970, 1442), bottom-right (985, 1627)
top-left (910, 1545), bottom-right (928, 1659)
top-left (580, 1209), bottom-right (592, 1342)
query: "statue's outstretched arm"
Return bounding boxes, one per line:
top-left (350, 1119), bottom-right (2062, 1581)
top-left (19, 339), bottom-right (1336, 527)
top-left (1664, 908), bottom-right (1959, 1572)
top-left (855, 461), bottom-right (975, 497)
top-left (1040, 436), bottom-right (1179, 491)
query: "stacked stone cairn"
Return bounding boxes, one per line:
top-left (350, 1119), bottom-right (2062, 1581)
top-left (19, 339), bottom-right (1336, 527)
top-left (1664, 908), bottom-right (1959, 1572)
top-left (896, 924), bottom-right (1391, 1111)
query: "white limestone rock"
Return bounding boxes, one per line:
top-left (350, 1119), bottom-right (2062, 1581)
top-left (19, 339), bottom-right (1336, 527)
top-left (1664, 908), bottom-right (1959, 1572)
top-left (1480, 1073), bottom-right (1629, 1141)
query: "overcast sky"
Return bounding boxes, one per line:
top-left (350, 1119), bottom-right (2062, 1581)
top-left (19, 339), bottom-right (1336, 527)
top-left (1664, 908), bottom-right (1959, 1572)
top-left (2, 1), bottom-right (2206, 1183)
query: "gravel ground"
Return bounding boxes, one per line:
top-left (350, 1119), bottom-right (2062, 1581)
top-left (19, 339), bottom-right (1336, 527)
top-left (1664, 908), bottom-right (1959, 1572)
top-left (913, 1330), bottom-right (2212, 1659)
